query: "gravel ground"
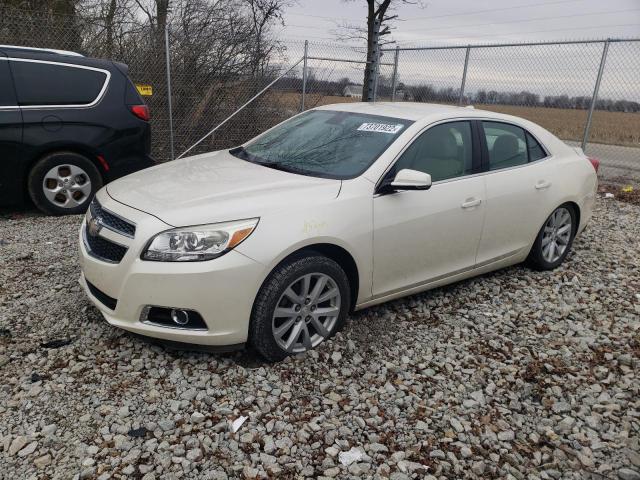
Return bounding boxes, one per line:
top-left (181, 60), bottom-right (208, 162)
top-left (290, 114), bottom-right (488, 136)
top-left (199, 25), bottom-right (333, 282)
top-left (1, 197), bottom-right (639, 480)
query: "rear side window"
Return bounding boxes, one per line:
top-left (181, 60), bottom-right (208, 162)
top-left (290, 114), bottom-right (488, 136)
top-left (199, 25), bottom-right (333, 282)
top-left (483, 122), bottom-right (528, 170)
top-left (0, 58), bottom-right (17, 106)
top-left (10, 60), bottom-right (107, 106)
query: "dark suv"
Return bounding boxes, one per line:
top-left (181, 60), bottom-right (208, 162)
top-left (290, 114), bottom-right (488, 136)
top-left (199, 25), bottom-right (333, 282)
top-left (0, 45), bottom-right (154, 215)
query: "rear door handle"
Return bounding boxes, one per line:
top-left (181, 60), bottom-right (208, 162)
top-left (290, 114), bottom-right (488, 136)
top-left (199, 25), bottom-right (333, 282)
top-left (535, 180), bottom-right (552, 190)
top-left (461, 198), bottom-right (482, 209)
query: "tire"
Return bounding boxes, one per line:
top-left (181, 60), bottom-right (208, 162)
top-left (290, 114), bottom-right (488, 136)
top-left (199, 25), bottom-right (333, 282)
top-left (527, 204), bottom-right (577, 271)
top-left (28, 152), bottom-right (102, 215)
top-left (249, 254), bottom-right (351, 362)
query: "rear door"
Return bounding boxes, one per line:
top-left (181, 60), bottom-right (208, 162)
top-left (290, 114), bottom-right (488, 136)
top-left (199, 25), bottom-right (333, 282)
top-left (475, 120), bottom-right (555, 265)
top-left (0, 52), bottom-right (23, 206)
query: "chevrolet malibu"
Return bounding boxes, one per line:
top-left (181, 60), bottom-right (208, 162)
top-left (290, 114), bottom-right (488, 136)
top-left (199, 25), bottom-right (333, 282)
top-left (79, 103), bottom-right (598, 361)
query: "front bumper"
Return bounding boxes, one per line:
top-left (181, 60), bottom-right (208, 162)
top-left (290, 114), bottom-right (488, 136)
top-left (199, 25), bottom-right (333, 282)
top-left (79, 189), bottom-right (265, 346)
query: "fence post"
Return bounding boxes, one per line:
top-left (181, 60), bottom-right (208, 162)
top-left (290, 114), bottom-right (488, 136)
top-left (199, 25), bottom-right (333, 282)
top-left (373, 47), bottom-right (382, 102)
top-left (366, 18), bottom-right (381, 102)
top-left (164, 25), bottom-right (175, 161)
top-left (300, 40), bottom-right (308, 112)
top-left (391, 46), bottom-right (400, 101)
top-left (458, 45), bottom-right (471, 106)
top-left (582, 39), bottom-right (610, 150)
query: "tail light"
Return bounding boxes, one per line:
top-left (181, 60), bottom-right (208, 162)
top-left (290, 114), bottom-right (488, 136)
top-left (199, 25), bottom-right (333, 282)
top-left (129, 104), bottom-right (150, 121)
top-left (587, 156), bottom-right (600, 173)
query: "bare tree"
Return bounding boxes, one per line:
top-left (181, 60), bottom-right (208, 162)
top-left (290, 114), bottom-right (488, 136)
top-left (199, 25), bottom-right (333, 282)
top-left (244, 0), bottom-right (291, 77)
top-left (337, 0), bottom-right (422, 99)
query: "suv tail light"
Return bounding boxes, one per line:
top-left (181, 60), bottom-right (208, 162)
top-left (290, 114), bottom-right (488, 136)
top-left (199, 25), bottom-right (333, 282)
top-left (129, 104), bottom-right (150, 121)
top-left (587, 156), bottom-right (600, 173)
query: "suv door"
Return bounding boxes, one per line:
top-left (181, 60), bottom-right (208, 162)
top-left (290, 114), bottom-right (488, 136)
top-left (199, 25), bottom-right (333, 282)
top-left (0, 53), bottom-right (23, 206)
top-left (372, 120), bottom-right (486, 297)
top-left (475, 120), bottom-right (554, 265)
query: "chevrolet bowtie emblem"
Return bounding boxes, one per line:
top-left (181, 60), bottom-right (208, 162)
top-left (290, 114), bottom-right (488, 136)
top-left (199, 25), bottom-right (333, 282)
top-left (88, 216), bottom-right (103, 236)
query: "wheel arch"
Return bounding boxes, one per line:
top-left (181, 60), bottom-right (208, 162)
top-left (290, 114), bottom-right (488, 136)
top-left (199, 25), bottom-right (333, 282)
top-left (563, 201), bottom-right (581, 235)
top-left (256, 242), bottom-right (360, 313)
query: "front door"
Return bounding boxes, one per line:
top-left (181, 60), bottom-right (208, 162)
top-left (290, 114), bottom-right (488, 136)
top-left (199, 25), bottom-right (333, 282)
top-left (372, 120), bottom-right (486, 297)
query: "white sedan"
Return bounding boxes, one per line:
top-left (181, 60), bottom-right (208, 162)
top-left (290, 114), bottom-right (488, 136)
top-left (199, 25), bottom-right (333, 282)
top-left (79, 102), bottom-right (598, 361)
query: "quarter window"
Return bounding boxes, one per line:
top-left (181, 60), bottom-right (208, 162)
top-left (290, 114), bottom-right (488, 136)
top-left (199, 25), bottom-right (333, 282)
top-left (391, 121), bottom-right (474, 182)
top-left (10, 60), bottom-right (107, 106)
top-left (483, 121), bottom-right (548, 170)
top-left (526, 132), bottom-right (547, 161)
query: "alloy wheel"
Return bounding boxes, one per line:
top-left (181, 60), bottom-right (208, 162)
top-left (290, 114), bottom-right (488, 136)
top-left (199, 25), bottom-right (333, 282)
top-left (541, 207), bottom-right (572, 263)
top-left (272, 273), bottom-right (341, 353)
top-left (42, 164), bottom-right (92, 208)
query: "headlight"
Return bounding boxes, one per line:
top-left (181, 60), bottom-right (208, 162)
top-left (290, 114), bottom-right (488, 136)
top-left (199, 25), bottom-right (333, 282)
top-left (141, 218), bottom-right (259, 262)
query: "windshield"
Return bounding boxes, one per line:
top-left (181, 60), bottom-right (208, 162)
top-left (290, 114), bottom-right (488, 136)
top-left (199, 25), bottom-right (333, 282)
top-left (231, 110), bottom-right (413, 179)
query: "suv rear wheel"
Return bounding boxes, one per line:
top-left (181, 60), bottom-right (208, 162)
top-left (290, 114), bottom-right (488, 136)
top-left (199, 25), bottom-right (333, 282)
top-left (28, 152), bottom-right (102, 215)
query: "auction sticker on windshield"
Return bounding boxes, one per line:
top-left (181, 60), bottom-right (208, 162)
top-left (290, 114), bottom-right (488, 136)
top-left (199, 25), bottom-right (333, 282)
top-left (357, 123), bottom-right (404, 134)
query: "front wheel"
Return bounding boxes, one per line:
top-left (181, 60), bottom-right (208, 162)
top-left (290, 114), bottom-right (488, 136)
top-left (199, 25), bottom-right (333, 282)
top-left (527, 205), bottom-right (576, 270)
top-left (249, 254), bottom-right (351, 362)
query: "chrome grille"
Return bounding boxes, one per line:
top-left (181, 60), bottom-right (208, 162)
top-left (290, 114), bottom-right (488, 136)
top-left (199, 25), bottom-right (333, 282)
top-left (89, 199), bottom-right (136, 238)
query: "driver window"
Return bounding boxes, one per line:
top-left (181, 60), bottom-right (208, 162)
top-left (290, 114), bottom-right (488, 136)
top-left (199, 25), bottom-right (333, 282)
top-left (483, 121), bottom-right (528, 170)
top-left (391, 121), bottom-right (474, 183)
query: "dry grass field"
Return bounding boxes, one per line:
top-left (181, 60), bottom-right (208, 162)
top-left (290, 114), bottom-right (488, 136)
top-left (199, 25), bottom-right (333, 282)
top-left (272, 91), bottom-right (640, 148)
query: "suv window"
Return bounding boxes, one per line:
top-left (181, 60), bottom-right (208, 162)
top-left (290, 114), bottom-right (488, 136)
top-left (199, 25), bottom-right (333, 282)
top-left (392, 121), bottom-right (474, 182)
top-left (10, 60), bottom-right (107, 106)
top-left (0, 58), bottom-right (17, 106)
top-left (483, 121), bottom-right (548, 170)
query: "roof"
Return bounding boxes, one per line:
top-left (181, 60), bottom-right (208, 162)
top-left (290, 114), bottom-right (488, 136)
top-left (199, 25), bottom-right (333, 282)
top-left (314, 101), bottom-right (524, 124)
top-left (0, 44), bottom-right (83, 57)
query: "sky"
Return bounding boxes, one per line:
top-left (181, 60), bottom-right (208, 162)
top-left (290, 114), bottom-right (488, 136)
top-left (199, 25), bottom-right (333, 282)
top-left (277, 0), bottom-right (640, 47)
top-left (273, 0), bottom-right (640, 100)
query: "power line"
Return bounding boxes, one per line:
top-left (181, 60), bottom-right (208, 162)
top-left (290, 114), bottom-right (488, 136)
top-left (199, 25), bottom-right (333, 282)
top-left (405, 0), bottom-right (588, 21)
top-left (402, 8), bottom-right (640, 32)
top-left (397, 22), bottom-right (640, 46)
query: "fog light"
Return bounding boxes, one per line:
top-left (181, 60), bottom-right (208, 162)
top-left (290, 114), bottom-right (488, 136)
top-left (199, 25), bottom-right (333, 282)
top-left (140, 306), bottom-right (207, 330)
top-left (171, 309), bottom-right (189, 325)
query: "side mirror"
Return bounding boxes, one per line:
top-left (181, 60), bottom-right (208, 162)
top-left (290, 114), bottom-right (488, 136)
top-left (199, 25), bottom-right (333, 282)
top-left (385, 169), bottom-right (432, 193)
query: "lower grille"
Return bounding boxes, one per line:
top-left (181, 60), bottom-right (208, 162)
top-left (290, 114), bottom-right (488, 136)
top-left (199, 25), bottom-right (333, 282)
top-left (84, 227), bottom-right (128, 263)
top-left (86, 280), bottom-right (118, 310)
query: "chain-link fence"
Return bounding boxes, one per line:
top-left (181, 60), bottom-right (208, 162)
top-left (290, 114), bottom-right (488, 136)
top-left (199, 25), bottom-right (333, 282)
top-left (0, 7), bottom-right (638, 183)
top-left (379, 39), bottom-right (640, 183)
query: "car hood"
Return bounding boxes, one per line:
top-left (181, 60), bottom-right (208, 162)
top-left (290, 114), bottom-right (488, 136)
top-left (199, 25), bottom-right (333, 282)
top-left (106, 150), bottom-right (341, 226)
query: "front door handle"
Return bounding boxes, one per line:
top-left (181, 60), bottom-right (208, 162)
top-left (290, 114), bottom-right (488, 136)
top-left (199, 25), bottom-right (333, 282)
top-left (535, 180), bottom-right (552, 190)
top-left (461, 198), bottom-right (482, 209)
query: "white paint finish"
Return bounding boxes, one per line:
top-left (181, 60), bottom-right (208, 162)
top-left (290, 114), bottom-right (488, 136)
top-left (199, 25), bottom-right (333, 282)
top-left (106, 150), bottom-right (341, 227)
top-left (372, 175), bottom-right (486, 297)
top-left (79, 102), bottom-right (597, 347)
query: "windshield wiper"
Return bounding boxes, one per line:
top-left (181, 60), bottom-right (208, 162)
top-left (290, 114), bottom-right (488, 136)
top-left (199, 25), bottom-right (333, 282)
top-left (230, 147), bottom-right (310, 176)
top-left (259, 161), bottom-right (308, 175)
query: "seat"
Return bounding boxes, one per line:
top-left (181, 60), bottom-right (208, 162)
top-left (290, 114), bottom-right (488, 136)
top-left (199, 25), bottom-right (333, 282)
top-left (411, 131), bottom-right (463, 182)
top-left (491, 134), bottom-right (525, 169)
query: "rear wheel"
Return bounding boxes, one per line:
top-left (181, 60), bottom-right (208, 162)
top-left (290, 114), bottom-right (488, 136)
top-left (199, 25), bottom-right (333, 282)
top-left (249, 254), bottom-right (350, 362)
top-left (28, 152), bottom-right (102, 215)
top-left (527, 205), bottom-right (576, 270)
